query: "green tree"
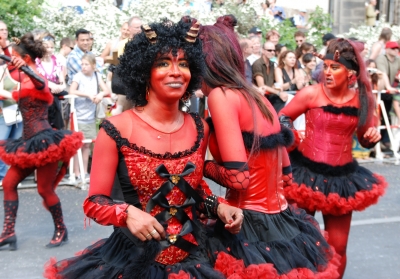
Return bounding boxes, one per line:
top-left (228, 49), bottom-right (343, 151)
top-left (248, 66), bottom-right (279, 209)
top-left (0, 0), bottom-right (44, 37)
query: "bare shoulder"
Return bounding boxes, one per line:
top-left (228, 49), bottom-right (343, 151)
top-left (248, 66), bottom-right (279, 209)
top-left (208, 87), bottom-right (241, 105)
top-left (102, 110), bottom-right (133, 135)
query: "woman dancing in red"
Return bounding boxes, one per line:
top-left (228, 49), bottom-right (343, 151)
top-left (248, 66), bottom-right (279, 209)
top-left (44, 18), bottom-right (244, 279)
top-left (200, 16), bottom-right (340, 278)
top-left (0, 34), bottom-right (83, 250)
top-left (279, 38), bottom-right (387, 278)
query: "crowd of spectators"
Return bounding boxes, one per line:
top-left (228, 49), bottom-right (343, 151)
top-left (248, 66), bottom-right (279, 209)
top-left (1, 2), bottom-right (400, 187)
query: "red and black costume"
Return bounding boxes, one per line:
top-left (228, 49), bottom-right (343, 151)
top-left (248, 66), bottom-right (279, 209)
top-left (203, 89), bottom-right (340, 278)
top-left (0, 49), bottom-right (83, 250)
top-left (45, 112), bottom-right (232, 279)
top-left (279, 83), bottom-right (387, 216)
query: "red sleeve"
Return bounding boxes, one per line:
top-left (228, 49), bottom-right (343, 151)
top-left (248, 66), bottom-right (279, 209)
top-left (82, 125), bottom-right (130, 227)
top-left (204, 88), bottom-right (250, 190)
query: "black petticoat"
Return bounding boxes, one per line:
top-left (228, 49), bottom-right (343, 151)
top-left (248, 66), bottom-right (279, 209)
top-left (44, 226), bottom-right (225, 279)
top-left (0, 128), bottom-right (83, 169)
top-left (285, 149), bottom-right (387, 215)
top-left (209, 205), bottom-right (340, 278)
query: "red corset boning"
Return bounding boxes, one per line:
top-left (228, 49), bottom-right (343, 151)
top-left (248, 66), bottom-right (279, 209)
top-left (298, 107), bottom-right (358, 166)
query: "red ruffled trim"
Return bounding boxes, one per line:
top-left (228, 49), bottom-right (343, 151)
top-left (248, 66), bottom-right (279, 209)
top-left (12, 84), bottom-right (53, 105)
top-left (168, 270), bottom-right (191, 279)
top-left (43, 257), bottom-right (68, 279)
top-left (214, 251), bottom-right (341, 279)
top-left (0, 132), bottom-right (83, 169)
top-left (284, 174), bottom-right (388, 216)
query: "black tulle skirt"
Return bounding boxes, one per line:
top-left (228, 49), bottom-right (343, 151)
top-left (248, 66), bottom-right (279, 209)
top-left (0, 128), bottom-right (83, 169)
top-left (44, 225), bottom-right (225, 279)
top-left (209, 205), bottom-right (340, 278)
top-left (45, 205), bottom-right (341, 279)
top-left (285, 149), bottom-right (388, 215)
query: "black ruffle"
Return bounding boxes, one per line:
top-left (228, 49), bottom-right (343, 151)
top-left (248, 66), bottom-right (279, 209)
top-left (290, 149), bottom-right (378, 198)
top-left (100, 113), bottom-right (204, 159)
top-left (1, 128), bottom-right (75, 154)
top-left (51, 227), bottom-right (224, 279)
top-left (321, 105), bottom-right (358, 116)
top-left (210, 205), bottom-right (335, 275)
top-left (242, 126), bottom-right (294, 151)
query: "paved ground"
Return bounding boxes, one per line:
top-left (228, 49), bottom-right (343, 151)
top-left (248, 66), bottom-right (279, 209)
top-left (0, 162), bottom-right (399, 279)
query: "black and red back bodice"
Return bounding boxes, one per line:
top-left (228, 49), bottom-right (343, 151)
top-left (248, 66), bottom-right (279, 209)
top-left (19, 96), bottom-right (52, 139)
top-left (101, 113), bottom-right (207, 265)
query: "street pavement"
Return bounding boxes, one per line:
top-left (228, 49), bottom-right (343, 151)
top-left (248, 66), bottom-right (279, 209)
top-left (0, 162), bottom-right (399, 279)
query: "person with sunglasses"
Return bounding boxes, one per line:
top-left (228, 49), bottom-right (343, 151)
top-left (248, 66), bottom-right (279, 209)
top-left (252, 41), bottom-right (285, 113)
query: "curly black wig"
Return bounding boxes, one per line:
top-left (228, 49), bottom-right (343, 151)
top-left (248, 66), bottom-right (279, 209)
top-left (115, 18), bottom-right (205, 107)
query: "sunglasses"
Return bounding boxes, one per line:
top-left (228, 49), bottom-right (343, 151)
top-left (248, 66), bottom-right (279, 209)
top-left (42, 35), bottom-right (55, 42)
top-left (264, 49), bottom-right (276, 52)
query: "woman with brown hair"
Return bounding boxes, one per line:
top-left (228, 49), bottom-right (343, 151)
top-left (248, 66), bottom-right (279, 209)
top-left (265, 29), bottom-right (280, 45)
top-left (279, 39), bottom-right (388, 278)
top-left (0, 33), bottom-right (83, 250)
top-left (274, 50), bottom-right (305, 93)
top-left (295, 42), bottom-right (315, 68)
top-left (199, 15), bottom-right (340, 279)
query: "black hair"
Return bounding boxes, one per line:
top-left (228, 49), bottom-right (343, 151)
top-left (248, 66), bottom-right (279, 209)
top-left (13, 32), bottom-right (46, 60)
top-left (115, 18), bottom-right (205, 107)
top-left (302, 53), bottom-right (314, 64)
top-left (75, 29), bottom-right (90, 39)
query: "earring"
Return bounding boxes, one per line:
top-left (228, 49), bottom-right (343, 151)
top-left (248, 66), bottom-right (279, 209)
top-left (146, 87), bottom-right (149, 101)
top-left (348, 71), bottom-right (357, 88)
top-left (181, 91), bottom-right (190, 102)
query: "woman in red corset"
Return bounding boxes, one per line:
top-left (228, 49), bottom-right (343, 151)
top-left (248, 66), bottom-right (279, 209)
top-left (279, 38), bottom-right (387, 278)
top-left (44, 18), bottom-right (243, 279)
top-left (0, 33), bottom-right (83, 250)
top-left (199, 15), bottom-right (340, 279)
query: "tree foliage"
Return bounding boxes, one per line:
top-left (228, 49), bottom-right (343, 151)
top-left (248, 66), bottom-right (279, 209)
top-left (0, 0), bottom-right (44, 37)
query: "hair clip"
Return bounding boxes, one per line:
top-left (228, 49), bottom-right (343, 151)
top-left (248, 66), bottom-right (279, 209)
top-left (185, 21), bottom-right (200, 43)
top-left (142, 24), bottom-right (157, 44)
top-left (11, 37), bottom-right (20, 45)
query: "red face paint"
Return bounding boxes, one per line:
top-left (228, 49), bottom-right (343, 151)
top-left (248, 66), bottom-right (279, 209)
top-left (149, 49), bottom-right (191, 102)
top-left (323, 59), bottom-right (348, 89)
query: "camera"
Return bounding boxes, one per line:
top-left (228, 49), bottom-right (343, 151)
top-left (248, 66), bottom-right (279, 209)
top-left (367, 68), bottom-right (378, 74)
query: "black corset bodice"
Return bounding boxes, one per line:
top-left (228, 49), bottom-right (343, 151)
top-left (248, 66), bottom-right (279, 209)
top-left (19, 97), bottom-right (52, 140)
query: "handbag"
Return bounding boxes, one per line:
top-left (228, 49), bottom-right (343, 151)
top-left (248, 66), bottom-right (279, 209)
top-left (3, 104), bottom-right (23, 126)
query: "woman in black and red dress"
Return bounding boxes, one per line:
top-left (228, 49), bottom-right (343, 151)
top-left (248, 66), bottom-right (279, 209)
top-left (44, 18), bottom-right (244, 279)
top-left (199, 16), bottom-right (341, 279)
top-left (279, 39), bottom-right (387, 278)
top-left (0, 33), bottom-right (83, 250)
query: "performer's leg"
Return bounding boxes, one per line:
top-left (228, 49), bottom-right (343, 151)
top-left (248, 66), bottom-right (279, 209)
top-left (36, 162), bottom-right (60, 207)
top-left (0, 166), bottom-right (34, 250)
top-left (36, 162), bottom-right (68, 248)
top-left (323, 212), bottom-right (352, 279)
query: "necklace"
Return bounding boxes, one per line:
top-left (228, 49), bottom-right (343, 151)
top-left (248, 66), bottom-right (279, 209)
top-left (134, 109), bottom-right (183, 140)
